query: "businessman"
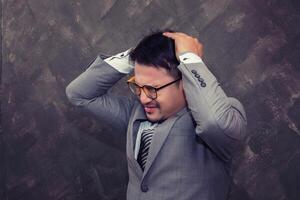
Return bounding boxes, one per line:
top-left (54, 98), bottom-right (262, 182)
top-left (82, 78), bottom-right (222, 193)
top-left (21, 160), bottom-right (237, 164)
top-left (66, 31), bottom-right (247, 200)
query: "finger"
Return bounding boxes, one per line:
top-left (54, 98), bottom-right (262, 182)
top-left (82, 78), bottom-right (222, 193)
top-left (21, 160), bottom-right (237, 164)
top-left (176, 32), bottom-right (189, 36)
top-left (163, 32), bottom-right (189, 39)
top-left (163, 32), bottom-right (178, 39)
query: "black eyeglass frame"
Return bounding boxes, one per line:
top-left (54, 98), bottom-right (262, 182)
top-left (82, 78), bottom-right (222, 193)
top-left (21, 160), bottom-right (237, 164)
top-left (127, 77), bottom-right (182, 100)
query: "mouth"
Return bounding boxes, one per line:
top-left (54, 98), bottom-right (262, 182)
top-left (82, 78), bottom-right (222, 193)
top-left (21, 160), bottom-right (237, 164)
top-left (143, 103), bottom-right (159, 113)
top-left (144, 107), bottom-right (157, 113)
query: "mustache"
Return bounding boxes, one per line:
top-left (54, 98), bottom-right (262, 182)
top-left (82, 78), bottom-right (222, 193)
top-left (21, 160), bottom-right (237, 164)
top-left (143, 101), bottom-right (160, 108)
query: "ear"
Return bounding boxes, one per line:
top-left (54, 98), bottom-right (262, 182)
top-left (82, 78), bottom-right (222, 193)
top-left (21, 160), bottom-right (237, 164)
top-left (179, 80), bottom-right (187, 101)
top-left (179, 79), bottom-right (183, 89)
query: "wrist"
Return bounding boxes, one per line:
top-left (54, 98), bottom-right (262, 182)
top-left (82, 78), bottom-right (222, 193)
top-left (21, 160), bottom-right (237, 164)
top-left (104, 48), bottom-right (134, 74)
top-left (178, 52), bottom-right (203, 64)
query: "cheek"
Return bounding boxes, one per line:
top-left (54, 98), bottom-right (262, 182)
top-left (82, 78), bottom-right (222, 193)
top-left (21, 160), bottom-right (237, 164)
top-left (164, 88), bottom-right (184, 106)
top-left (156, 91), bottom-right (176, 110)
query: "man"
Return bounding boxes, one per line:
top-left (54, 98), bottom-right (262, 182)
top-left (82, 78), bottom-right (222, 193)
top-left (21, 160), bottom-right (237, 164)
top-left (66, 31), bottom-right (247, 200)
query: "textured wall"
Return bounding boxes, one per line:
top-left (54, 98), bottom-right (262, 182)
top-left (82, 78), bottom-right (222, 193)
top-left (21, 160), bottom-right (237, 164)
top-left (2, 0), bottom-right (300, 199)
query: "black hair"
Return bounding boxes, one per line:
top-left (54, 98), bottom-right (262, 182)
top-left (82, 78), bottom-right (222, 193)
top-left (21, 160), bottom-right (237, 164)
top-left (129, 30), bottom-right (181, 79)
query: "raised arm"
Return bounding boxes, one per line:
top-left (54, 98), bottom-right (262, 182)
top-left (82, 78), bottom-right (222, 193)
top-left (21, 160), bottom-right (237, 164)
top-left (65, 49), bottom-right (135, 132)
top-left (163, 32), bottom-right (247, 162)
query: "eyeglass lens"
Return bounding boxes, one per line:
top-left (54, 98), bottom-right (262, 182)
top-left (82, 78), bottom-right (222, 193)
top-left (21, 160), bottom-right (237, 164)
top-left (128, 83), bottom-right (157, 99)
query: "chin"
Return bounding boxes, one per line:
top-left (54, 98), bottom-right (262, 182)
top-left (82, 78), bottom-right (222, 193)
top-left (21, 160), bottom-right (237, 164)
top-left (146, 113), bottom-right (165, 123)
top-left (146, 116), bottom-right (160, 123)
top-left (146, 113), bottom-right (161, 122)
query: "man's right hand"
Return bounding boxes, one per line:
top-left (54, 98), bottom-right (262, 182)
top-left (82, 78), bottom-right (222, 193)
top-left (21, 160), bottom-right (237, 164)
top-left (163, 32), bottom-right (204, 60)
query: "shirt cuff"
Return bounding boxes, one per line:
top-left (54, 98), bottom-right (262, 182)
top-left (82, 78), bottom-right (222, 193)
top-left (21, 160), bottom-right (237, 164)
top-left (104, 48), bottom-right (134, 74)
top-left (179, 52), bottom-right (204, 64)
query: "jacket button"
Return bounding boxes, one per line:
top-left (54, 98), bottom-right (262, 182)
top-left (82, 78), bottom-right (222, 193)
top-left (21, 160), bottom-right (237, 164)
top-left (191, 70), bottom-right (197, 74)
top-left (195, 74), bottom-right (200, 78)
top-left (198, 77), bottom-right (204, 82)
top-left (141, 184), bottom-right (149, 192)
top-left (201, 82), bottom-right (206, 87)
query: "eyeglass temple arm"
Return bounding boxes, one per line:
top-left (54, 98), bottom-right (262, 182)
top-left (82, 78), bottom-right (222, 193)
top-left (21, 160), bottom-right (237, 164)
top-left (127, 76), bottom-right (135, 83)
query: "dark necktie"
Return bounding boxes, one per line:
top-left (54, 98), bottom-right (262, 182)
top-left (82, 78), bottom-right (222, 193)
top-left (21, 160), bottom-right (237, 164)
top-left (137, 128), bottom-right (155, 171)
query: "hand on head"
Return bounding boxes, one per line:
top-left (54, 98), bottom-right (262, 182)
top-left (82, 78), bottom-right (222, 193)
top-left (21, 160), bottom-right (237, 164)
top-left (163, 32), bottom-right (204, 60)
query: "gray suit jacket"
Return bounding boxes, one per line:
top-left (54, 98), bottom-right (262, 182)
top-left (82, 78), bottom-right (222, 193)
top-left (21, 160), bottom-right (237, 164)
top-left (66, 53), bottom-right (247, 200)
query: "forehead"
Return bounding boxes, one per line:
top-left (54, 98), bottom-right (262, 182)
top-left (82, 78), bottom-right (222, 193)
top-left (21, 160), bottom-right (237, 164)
top-left (134, 63), bottom-right (173, 86)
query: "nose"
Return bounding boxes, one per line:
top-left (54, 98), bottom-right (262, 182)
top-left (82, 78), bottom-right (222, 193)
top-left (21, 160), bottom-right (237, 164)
top-left (139, 89), bottom-right (152, 104)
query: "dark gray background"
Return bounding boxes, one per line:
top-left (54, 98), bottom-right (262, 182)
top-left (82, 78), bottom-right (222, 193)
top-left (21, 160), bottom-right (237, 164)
top-left (2, 0), bottom-right (300, 199)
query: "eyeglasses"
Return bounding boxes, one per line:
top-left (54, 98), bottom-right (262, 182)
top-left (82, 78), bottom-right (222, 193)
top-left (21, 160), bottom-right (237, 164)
top-left (127, 77), bottom-right (181, 100)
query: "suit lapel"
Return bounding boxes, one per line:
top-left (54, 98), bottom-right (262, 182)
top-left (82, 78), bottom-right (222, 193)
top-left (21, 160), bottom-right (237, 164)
top-left (129, 103), bottom-right (147, 148)
top-left (127, 103), bottom-right (189, 180)
top-left (126, 103), bottom-right (147, 177)
top-left (142, 108), bottom-right (189, 179)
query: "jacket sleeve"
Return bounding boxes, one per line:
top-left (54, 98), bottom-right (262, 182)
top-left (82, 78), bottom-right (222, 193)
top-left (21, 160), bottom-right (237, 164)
top-left (178, 54), bottom-right (247, 162)
top-left (65, 52), bottom-right (134, 133)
